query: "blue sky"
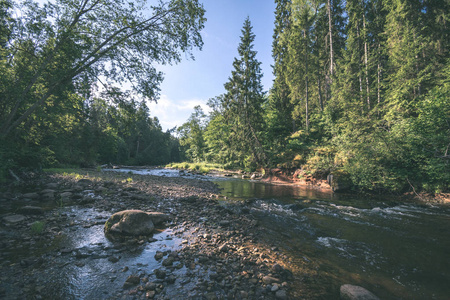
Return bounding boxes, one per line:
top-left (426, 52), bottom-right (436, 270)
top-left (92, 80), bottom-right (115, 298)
top-left (149, 0), bottom-right (276, 131)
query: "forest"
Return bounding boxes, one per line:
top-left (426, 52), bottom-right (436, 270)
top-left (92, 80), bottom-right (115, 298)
top-left (1, 0), bottom-right (449, 194)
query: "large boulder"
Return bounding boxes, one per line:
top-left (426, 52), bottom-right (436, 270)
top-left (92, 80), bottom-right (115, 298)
top-left (340, 284), bottom-right (379, 300)
top-left (104, 210), bottom-right (168, 236)
top-left (146, 212), bottom-right (170, 226)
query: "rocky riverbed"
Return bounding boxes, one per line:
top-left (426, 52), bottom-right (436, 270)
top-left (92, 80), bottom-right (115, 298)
top-left (0, 170), bottom-right (318, 299)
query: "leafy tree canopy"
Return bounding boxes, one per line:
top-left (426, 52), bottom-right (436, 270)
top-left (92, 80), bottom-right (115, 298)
top-left (0, 0), bottom-right (206, 138)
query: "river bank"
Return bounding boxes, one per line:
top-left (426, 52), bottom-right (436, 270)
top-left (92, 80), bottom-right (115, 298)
top-left (167, 165), bottom-right (449, 204)
top-left (0, 169), bottom-right (318, 299)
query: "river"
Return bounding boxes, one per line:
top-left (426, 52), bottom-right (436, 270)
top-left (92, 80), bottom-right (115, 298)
top-left (117, 168), bottom-right (450, 299)
top-left (216, 177), bottom-right (450, 299)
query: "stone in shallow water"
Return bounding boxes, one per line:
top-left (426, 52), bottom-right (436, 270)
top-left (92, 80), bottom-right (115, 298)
top-left (45, 183), bottom-right (59, 189)
top-left (154, 269), bottom-right (166, 279)
top-left (104, 210), bottom-right (169, 237)
top-left (123, 275), bottom-right (140, 288)
top-left (340, 284), bottom-right (380, 300)
top-left (105, 210), bottom-right (155, 236)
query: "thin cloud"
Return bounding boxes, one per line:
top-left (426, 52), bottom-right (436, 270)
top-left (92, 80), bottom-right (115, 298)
top-left (148, 95), bottom-right (210, 131)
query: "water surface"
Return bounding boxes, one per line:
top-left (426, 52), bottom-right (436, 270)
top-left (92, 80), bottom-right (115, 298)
top-left (213, 178), bottom-right (450, 299)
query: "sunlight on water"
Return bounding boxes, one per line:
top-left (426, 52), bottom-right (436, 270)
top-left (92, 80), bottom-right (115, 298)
top-left (100, 168), bottom-right (450, 299)
top-left (213, 176), bottom-right (450, 299)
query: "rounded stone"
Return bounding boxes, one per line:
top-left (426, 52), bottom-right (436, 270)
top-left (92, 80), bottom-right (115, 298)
top-left (104, 210), bottom-right (155, 236)
top-left (3, 215), bottom-right (26, 224)
top-left (340, 284), bottom-right (380, 300)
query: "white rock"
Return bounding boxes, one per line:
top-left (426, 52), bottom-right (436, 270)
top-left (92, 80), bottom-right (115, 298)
top-left (340, 284), bottom-right (380, 300)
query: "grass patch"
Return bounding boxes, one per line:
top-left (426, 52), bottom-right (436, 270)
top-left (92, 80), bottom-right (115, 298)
top-left (30, 221), bottom-right (45, 235)
top-left (43, 168), bottom-right (107, 183)
top-left (166, 162), bottom-right (224, 174)
top-left (43, 168), bottom-right (81, 174)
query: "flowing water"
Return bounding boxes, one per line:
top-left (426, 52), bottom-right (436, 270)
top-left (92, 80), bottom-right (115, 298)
top-left (9, 168), bottom-right (445, 299)
top-left (213, 177), bottom-right (450, 299)
top-left (107, 168), bottom-right (450, 298)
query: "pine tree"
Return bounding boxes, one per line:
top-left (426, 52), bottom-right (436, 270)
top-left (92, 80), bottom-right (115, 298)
top-left (285, 0), bottom-right (317, 132)
top-left (223, 17), bottom-right (268, 168)
top-left (384, 0), bottom-right (448, 114)
top-left (267, 0), bottom-right (294, 154)
top-left (271, 0), bottom-right (293, 124)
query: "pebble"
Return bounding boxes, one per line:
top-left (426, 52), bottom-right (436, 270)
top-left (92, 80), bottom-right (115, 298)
top-left (272, 263), bottom-right (284, 273)
top-left (22, 193), bottom-right (39, 199)
top-left (145, 282), bottom-right (157, 291)
top-left (275, 289), bottom-right (288, 299)
top-left (145, 290), bottom-right (155, 299)
top-left (218, 243), bottom-right (228, 253)
top-left (0, 172), bottom-right (297, 300)
top-left (123, 275), bottom-right (140, 288)
top-left (3, 214), bottom-right (26, 223)
top-left (271, 283), bottom-right (280, 292)
top-left (162, 257), bottom-right (174, 267)
top-left (154, 269), bottom-right (166, 279)
top-left (108, 256), bottom-right (120, 263)
top-left (154, 251), bottom-right (164, 260)
top-left (262, 275), bottom-right (280, 285)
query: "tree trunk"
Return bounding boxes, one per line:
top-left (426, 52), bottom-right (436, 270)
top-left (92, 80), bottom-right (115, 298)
top-left (318, 71), bottom-right (324, 111)
top-left (363, 6), bottom-right (370, 110)
top-left (304, 30), bottom-right (309, 132)
top-left (357, 22), bottom-right (363, 108)
top-left (327, 0), bottom-right (334, 77)
top-left (377, 43), bottom-right (381, 105)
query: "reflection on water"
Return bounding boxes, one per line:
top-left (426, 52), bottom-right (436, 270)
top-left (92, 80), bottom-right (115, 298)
top-left (35, 207), bottom-right (183, 299)
top-left (214, 178), bottom-right (450, 300)
top-left (91, 168), bottom-right (450, 299)
top-left (215, 178), bottom-right (333, 200)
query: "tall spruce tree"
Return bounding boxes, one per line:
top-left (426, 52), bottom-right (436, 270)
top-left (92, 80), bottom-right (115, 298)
top-left (269, 0), bottom-right (294, 138)
top-left (384, 0), bottom-right (446, 114)
top-left (223, 17), bottom-right (268, 169)
top-left (285, 0), bottom-right (317, 132)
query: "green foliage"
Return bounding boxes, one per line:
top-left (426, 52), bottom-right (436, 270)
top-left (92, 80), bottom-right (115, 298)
top-left (177, 106), bottom-right (207, 162)
top-left (167, 161), bottom-right (222, 174)
top-left (1, 0), bottom-right (448, 195)
top-left (187, 0), bottom-right (448, 194)
top-left (0, 0), bottom-right (206, 138)
top-left (217, 17), bottom-right (268, 169)
top-left (0, 0), bottom-right (204, 175)
top-left (30, 221), bottom-right (45, 235)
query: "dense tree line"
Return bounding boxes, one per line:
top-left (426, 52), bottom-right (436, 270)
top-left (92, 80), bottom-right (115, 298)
top-left (0, 0), bottom-right (205, 180)
top-left (1, 0), bottom-right (448, 193)
top-left (179, 1), bottom-right (449, 193)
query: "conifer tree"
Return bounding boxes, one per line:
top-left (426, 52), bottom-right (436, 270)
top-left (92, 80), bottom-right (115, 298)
top-left (269, 0), bottom-right (294, 135)
top-left (223, 17), bottom-right (267, 168)
top-left (384, 0), bottom-right (447, 113)
top-left (285, 0), bottom-right (317, 132)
